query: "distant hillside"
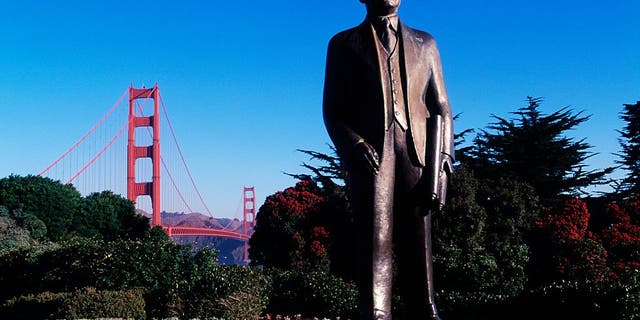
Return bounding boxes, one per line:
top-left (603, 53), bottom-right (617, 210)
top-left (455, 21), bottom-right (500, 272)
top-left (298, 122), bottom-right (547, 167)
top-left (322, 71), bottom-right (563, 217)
top-left (137, 210), bottom-right (251, 265)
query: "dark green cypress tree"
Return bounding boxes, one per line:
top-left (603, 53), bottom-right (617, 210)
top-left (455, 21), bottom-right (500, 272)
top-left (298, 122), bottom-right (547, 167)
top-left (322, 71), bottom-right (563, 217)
top-left (615, 101), bottom-right (640, 197)
top-left (467, 97), bottom-right (611, 206)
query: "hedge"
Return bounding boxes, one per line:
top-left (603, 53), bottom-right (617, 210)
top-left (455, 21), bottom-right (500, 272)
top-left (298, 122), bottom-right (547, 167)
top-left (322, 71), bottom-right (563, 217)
top-left (0, 287), bottom-right (146, 319)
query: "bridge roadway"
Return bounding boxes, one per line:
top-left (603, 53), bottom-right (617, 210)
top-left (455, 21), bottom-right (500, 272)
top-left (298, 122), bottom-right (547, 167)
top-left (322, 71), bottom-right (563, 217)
top-left (163, 225), bottom-right (250, 240)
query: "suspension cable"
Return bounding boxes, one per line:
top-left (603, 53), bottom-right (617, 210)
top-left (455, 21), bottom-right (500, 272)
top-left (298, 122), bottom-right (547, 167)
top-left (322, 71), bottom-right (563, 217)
top-left (159, 94), bottom-right (215, 218)
top-left (40, 89), bottom-right (128, 176)
top-left (67, 118), bottom-right (129, 184)
top-left (133, 98), bottom-right (207, 221)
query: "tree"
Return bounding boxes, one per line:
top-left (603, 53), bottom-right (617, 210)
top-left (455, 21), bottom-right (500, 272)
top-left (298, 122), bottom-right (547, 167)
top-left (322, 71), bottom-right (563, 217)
top-left (467, 97), bottom-right (610, 205)
top-left (432, 164), bottom-right (540, 316)
top-left (0, 175), bottom-right (149, 241)
top-left (0, 175), bottom-right (81, 240)
top-left (248, 179), bottom-right (328, 270)
top-left (74, 191), bottom-right (149, 240)
top-left (287, 147), bottom-right (347, 195)
top-left (615, 101), bottom-right (640, 197)
top-left (286, 148), bottom-right (357, 279)
top-left (0, 206), bottom-right (36, 253)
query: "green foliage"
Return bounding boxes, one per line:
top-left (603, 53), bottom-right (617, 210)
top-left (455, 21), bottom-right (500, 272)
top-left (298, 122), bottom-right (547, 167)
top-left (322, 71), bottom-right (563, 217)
top-left (435, 276), bottom-right (640, 320)
top-left (15, 211), bottom-right (47, 240)
top-left (288, 147), bottom-right (347, 195)
top-left (616, 101), bottom-right (640, 198)
top-left (185, 264), bottom-right (270, 320)
top-left (0, 230), bottom-right (183, 316)
top-left (0, 175), bottom-right (81, 240)
top-left (0, 288), bottom-right (146, 320)
top-left (267, 268), bottom-right (358, 318)
top-left (64, 287), bottom-right (146, 319)
top-left (465, 97), bottom-right (610, 205)
top-left (217, 288), bottom-right (265, 320)
top-left (0, 291), bottom-right (67, 320)
top-left (0, 242), bottom-right (58, 300)
top-left (479, 175), bottom-right (539, 289)
top-left (0, 205), bottom-right (48, 242)
top-left (433, 164), bottom-right (540, 316)
top-left (0, 206), bottom-right (38, 253)
top-left (0, 175), bottom-right (149, 242)
top-left (90, 230), bottom-right (189, 318)
top-left (74, 191), bottom-right (149, 240)
top-left (0, 230), bottom-right (271, 319)
top-left (524, 277), bottom-right (640, 320)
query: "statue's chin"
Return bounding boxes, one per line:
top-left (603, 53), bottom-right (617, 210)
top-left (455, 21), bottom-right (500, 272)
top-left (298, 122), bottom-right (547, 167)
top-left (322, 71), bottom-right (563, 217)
top-left (366, 0), bottom-right (401, 15)
top-left (387, 0), bottom-right (400, 7)
top-left (384, 0), bottom-right (401, 10)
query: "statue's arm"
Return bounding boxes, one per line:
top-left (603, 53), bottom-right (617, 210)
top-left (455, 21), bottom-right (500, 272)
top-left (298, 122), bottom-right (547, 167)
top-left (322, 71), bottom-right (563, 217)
top-left (322, 38), bottom-right (369, 168)
top-left (426, 40), bottom-right (454, 206)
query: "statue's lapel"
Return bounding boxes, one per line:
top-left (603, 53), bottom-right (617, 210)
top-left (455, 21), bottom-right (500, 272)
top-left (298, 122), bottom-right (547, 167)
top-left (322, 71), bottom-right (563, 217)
top-left (349, 21), bottom-right (381, 76)
top-left (400, 22), bottom-right (417, 97)
top-left (400, 22), bottom-right (427, 112)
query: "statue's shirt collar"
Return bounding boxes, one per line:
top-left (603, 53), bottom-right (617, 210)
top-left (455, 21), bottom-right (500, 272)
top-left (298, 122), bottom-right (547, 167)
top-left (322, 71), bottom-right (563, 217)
top-left (367, 14), bottom-right (399, 33)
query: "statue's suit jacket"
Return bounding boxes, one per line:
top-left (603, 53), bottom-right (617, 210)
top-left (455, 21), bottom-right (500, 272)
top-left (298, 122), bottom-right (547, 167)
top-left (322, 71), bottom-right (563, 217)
top-left (323, 19), bottom-right (454, 180)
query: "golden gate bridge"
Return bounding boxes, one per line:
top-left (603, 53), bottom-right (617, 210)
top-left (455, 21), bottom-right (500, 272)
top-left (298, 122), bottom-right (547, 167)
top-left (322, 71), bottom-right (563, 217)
top-left (38, 85), bottom-right (256, 260)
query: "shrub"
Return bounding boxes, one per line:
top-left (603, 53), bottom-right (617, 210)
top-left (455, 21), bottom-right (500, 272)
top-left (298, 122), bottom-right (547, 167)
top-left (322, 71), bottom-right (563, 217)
top-left (524, 277), bottom-right (640, 320)
top-left (0, 288), bottom-right (146, 320)
top-left (433, 164), bottom-right (539, 318)
top-left (266, 268), bottom-right (358, 318)
top-left (249, 180), bottom-right (328, 270)
top-left (0, 291), bottom-right (66, 320)
top-left (0, 233), bottom-right (274, 319)
top-left (64, 288), bottom-right (146, 319)
top-left (185, 264), bottom-right (271, 319)
top-left (64, 287), bottom-right (146, 319)
top-left (0, 242), bottom-right (60, 300)
top-left (217, 287), bottom-right (265, 320)
top-left (0, 175), bottom-right (81, 241)
top-left (532, 197), bottom-right (640, 284)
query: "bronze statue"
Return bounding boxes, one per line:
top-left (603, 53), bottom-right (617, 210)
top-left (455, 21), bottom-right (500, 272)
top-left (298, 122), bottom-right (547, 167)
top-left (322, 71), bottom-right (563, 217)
top-left (322, 0), bottom-right (454, 319)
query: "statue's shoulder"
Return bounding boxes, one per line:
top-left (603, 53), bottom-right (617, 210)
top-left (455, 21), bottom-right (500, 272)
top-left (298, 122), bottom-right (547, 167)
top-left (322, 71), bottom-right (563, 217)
top-left (328, 23), bottom-right (368, 48)
top-left (401, 23), bottom-right (436, 46)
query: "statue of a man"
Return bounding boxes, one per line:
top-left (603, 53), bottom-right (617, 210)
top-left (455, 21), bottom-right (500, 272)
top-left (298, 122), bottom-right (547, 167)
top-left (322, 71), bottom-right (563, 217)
top-left (322, 0), bottom-right (454, 319)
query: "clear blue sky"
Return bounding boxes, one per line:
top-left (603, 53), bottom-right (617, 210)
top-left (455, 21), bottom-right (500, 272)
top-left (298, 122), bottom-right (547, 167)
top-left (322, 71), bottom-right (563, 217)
top-left (1, 0), bottom-right (639, 218)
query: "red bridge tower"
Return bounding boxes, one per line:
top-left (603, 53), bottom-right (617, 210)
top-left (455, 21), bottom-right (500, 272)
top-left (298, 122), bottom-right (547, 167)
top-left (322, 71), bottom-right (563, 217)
top-left (243, 186), bottom-right (256, 261)
top-left (127, 85), bottom-right (161, 227)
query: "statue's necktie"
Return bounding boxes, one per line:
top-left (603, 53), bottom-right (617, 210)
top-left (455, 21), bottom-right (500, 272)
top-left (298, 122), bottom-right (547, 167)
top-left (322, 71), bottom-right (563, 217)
top-left (379, 18), bottom-right (397, 53)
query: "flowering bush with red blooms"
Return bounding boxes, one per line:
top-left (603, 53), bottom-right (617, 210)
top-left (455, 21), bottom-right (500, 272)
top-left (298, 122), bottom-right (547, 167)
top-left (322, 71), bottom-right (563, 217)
top-left (249, 179), bottom-right (334, 269)
top-left (535, 198), bottom-right (612, 281)
top-left (555, 238), bottom-right (614, 281)
top-left (312, 226), bottom-right (329, 239)
top-left (309, 240), bottom-right (327, 258)
top-left (309, 226), bottom-right (329, 258)
top-left (535, 198), bottom-right (590, 241)
top-left (601, 201), bottom-right (640, 246)
top-left (599, 198), bottom-right (640, 277)
top-left (264, 180), bottom-right (325, 220)
top-left (306, 226), bottom-right (330, 265)
top-left (535, 197), bottom-right (640, 282)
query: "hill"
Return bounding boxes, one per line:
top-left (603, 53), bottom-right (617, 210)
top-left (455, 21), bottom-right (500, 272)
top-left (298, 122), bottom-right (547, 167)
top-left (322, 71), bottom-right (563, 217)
top-left (137, 210), bottom-right (251, 265)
